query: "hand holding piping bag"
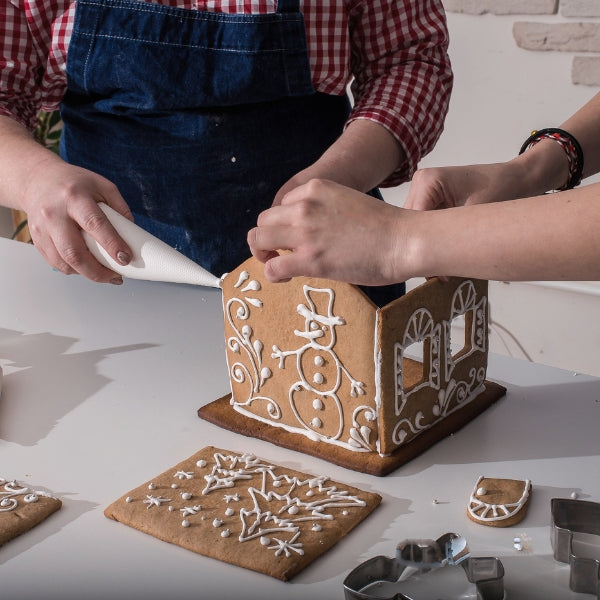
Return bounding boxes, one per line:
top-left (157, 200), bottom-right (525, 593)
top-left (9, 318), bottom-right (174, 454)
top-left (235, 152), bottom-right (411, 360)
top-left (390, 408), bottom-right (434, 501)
top-left (83, 203), bottom-right (222, 288)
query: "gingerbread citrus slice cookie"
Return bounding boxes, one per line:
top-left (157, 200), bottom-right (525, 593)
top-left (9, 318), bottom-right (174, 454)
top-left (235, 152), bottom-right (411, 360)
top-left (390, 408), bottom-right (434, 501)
top-left (467, 475), bottom-right (532, 527)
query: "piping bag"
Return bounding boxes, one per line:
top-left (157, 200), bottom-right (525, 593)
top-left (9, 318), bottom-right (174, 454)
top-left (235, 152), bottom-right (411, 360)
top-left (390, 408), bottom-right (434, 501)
top-left (83, 203), bottom-right (222, 288)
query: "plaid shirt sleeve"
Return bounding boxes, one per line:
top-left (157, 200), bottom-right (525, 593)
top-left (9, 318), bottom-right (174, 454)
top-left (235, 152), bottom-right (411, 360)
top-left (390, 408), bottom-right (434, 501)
top-left (0, 0), bottom-right (72, 131)
top-left (0, 0), bottom-right (41, 130)
top-left (347, 0), bottom-right (453, 186)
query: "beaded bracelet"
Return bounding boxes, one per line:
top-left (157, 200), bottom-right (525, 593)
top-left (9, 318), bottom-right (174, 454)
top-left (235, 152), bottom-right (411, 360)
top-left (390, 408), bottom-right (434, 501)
top-left (518, 127), bottom-right (584, 191)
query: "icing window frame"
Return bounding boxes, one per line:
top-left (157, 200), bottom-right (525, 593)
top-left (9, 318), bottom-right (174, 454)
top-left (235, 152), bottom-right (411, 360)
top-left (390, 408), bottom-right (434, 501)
top-left (395, 308), bottom-right (441, 396)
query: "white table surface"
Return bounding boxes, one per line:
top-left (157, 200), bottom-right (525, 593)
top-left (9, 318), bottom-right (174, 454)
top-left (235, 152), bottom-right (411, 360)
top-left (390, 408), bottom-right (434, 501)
top-left (1, 236), bottom-right (599, 600)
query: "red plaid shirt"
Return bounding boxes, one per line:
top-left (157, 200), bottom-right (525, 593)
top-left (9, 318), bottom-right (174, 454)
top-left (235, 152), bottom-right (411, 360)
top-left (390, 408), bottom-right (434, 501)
top-left (1, 0), bottom-right (452, 184)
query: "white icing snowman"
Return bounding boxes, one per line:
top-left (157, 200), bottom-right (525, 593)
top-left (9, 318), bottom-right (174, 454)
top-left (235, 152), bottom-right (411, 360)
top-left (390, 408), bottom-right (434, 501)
top-left (272, 285), bottom-right (365, 438)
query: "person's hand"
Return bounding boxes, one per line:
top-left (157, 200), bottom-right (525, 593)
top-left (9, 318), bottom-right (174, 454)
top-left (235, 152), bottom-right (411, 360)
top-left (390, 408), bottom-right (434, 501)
top-left (404, 162), bottom-right (528, 211)
top-left (248, 178), bottom-right (409, 286)
top-left (272, 158), bottom-right (359, 207)
top-left (21, 159), bottom-right (134, 284)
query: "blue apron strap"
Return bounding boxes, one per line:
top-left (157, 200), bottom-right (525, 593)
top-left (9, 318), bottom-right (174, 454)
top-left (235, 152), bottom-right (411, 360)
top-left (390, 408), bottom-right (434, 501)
top-left (276, 0), bottom-right (300, 13)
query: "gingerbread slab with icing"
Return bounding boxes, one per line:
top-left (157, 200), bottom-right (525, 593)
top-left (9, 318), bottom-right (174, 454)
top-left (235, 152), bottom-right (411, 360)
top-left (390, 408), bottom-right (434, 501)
top-left (104, 446), bottom-right (381, 581)
top-left (198, 257), bottom-right (506, 476)
top-left (0, 478), bottom-right (62, 547)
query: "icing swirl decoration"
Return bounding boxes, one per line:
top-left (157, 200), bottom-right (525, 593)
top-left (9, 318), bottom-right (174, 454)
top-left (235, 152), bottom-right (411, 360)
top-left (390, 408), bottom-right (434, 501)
top-left (0, 478), bottom-right (49, 512)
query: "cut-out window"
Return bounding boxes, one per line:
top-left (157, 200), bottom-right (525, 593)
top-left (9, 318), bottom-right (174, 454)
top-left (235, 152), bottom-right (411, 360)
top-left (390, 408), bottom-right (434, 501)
top-left (450, 281), bottom-right (478, 363)
top-left (402, 338), bottom-right (429, 391)
top-left (450, 313), bottom-right (469, 359)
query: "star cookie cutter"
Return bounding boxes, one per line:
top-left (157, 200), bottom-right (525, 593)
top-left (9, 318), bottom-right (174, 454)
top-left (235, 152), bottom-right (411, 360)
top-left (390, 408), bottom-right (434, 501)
top-left (343, 532), bottom-right (504, 600)
top-left (551, 497), bottom-right (600, 597)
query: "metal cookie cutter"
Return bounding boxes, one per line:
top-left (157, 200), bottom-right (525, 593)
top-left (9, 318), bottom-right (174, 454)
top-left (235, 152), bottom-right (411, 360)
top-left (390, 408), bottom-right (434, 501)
top-left (343, 532), bottom-right (504, 600)
top-left (551, 497), bottom-right (600, 597)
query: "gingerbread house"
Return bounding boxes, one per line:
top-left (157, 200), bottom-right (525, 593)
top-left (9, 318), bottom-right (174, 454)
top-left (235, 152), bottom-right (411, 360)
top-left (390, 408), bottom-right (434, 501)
top-left (198, 257), bottom-right (505, 476)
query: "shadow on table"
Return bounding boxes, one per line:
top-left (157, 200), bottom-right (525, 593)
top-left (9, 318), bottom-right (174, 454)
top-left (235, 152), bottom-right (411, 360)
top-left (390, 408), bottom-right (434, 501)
top-left (0, 491), bottom-right (98, 565)
top-left (389, 376), bottom-right (600, 476)
top-left (0, 327), bottom-right (156, 446)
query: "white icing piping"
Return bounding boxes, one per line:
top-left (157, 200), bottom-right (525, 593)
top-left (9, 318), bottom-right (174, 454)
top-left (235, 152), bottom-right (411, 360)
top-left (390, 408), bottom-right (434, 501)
top-left (373, 309), bottom-right (383, 456)
top-left (467, 476), bottom-right (532, 522)
top-left (0, 478), bottom-right (55, 511)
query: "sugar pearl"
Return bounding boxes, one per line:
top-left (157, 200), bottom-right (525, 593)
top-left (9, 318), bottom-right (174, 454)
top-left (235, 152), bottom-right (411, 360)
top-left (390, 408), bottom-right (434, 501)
top-left (476, 487), bottom-right (487, 496)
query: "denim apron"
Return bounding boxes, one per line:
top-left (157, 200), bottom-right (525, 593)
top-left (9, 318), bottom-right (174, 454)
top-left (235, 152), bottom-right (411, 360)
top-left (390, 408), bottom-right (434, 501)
top-left (60, 0), bottom-right (403, 304)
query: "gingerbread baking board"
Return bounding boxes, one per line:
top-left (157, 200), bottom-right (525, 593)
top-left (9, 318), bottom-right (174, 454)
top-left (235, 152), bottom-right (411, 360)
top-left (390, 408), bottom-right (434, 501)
top-left (198, 258), bottom-right (506, 476)
top-left (198, 379), bottom-right (505, 477)
top-left (104, 446), bottom-right (381, 581)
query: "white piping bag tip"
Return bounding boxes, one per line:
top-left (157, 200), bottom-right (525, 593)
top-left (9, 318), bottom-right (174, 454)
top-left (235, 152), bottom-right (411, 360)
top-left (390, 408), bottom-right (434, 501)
top-left (83, 203), bottom-right (222, 289)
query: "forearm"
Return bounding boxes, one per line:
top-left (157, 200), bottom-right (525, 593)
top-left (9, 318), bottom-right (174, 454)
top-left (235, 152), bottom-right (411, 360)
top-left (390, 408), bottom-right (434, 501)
top-left (315, 119), bottom-right (404, 192)
top-left (404, 183), bottom-right (600, 281)
top-left (0, 114), bottom-right (63, 212)
top-left (504, 91), bottom-right (600, 198)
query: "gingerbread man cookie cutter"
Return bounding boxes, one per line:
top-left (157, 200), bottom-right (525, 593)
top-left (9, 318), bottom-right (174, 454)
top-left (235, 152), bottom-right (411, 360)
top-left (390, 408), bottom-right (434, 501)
top-left (551, 497), bottom-right (600, 597)
top-left (343, 532), bottom-right (504, 600)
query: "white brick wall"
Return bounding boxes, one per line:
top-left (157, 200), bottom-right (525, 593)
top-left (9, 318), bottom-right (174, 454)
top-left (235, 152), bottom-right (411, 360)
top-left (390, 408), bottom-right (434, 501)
top-left (443, 0), bottom-right (600, 85)
top-left (443, 0), bottom-right (557, 15)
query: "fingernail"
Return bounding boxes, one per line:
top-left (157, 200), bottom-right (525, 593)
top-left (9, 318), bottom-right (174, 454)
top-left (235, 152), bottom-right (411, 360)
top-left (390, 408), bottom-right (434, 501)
top-left (117, 251), bottom-right (130, 265)
top-left (110, 276), bottom-right (123, 285)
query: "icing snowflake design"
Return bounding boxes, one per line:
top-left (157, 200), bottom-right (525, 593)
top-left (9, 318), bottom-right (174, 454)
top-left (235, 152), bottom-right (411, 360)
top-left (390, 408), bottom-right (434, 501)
top-left (0, 478), bottom-right (43, 512)
top-left (267, 531), bottom-right (304, 557)
top-left (180, 505), bottom-right (202, 517)
top-left (143, 495), bottom-right (171, 509)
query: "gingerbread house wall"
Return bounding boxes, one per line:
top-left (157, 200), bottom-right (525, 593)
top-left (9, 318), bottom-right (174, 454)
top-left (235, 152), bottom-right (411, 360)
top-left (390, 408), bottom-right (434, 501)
top-left (221, 260), bottom-right (381, 454)
top-left (376, 277), bottom-right (489, 456)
